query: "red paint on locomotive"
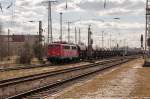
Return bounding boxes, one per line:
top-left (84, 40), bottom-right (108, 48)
top-left (47, 42), bottom-right (79, 62)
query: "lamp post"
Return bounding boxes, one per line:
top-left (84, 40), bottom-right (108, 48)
top-left (28, 21), bottom-right (43, 44)
top-left (113, 17), bottom-right (120, 49)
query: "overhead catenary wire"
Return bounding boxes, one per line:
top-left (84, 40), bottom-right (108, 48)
top-left (6, 2), bottom-right (13, 9)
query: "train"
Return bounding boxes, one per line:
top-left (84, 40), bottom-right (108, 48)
top-left (47, 42), bottom-right (79, 63)
top-left (47, 42), bottom-right (142, 63)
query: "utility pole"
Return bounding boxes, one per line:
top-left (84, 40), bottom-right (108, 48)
top-left (107, 39), bottom-right (109, 49)
top-left (88, 25), bottom-right (93, 59)
top-left (39, 21), bottom-right (43, 43)
top-left (67, 21), bottom-right (71, 43)
top-left (124, 39), bottom-right (126, 48)
top-left (124, 39), bottom-right (126, 55)
top-left (39, 21), bottom-right (43, 61)
top-left (145, 0), bottom-right (150, 50)
top-left (141, 34), bottom-right (144, 49)
top-left (7, 29), bottom-right (10, 60)
top-left (109, 33), bottom-right (112, 49)
top-left (78, 28), bottom-right (81, 44)
top-left (102, 31), bottom-right (104, 48)
top-left (75, 27), bottom-right (77, 44)
top-left (60, 12), bottom-right (63, 42)
top-left (47, 0), bottom-right (56, 44)
top-left (146, 0), bottom-right (148, 50)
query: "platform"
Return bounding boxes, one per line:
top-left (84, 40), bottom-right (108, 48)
top-left (46, 58), bottom-right (150, 99)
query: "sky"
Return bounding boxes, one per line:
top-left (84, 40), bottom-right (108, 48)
top-left (0, 0), bottom-right (146, 48)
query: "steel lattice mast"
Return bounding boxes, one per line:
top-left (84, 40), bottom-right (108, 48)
top-left (146, 0), bottom-right (150, 50)
top-left (47, 0), bottom-right (56, 44)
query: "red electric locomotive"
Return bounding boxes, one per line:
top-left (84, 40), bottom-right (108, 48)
top-left (47, 42), bottom-right (79, 63)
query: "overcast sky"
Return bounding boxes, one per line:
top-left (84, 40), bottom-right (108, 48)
top-left (0, 0), bottom-right (145, 48)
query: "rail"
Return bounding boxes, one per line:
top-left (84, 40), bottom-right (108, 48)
top-left (0, 55), bottom-right (140, 99)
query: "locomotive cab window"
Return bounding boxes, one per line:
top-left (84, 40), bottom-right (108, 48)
top-left (72, 46), bottom-right (77, 50)
top-left (63, 46), bottom-right (70, 49)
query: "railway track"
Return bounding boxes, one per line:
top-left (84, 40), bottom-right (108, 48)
top-left (0, 57), bottom-right (119, 72)
top-left (0, 64), bottom-right (52, 72)
top-left (0, 56), bottom-right (139, 99)
top-left (0, 58), bottom-right (120, 86)
top-left (0, 61), bottom-right (84, 72)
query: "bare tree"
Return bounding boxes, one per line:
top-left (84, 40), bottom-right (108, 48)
top-left (33, 40), bottom-right (44, 61)
top-left (0, 24), bottom-right (7, 61)
top-left (18, 42), bottom-right (33, 64)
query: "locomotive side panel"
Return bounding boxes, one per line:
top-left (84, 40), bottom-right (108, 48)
top-left (62, 45), bottom-right (79, 59)
top-left (48, 44), bottom-right (61, 57)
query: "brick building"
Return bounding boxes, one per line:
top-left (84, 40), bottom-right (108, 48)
top-left (0, 34), bottom-right (39, 55)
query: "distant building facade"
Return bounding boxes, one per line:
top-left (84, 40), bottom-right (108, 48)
top-left (0, 35), bottom-right (39, 55)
